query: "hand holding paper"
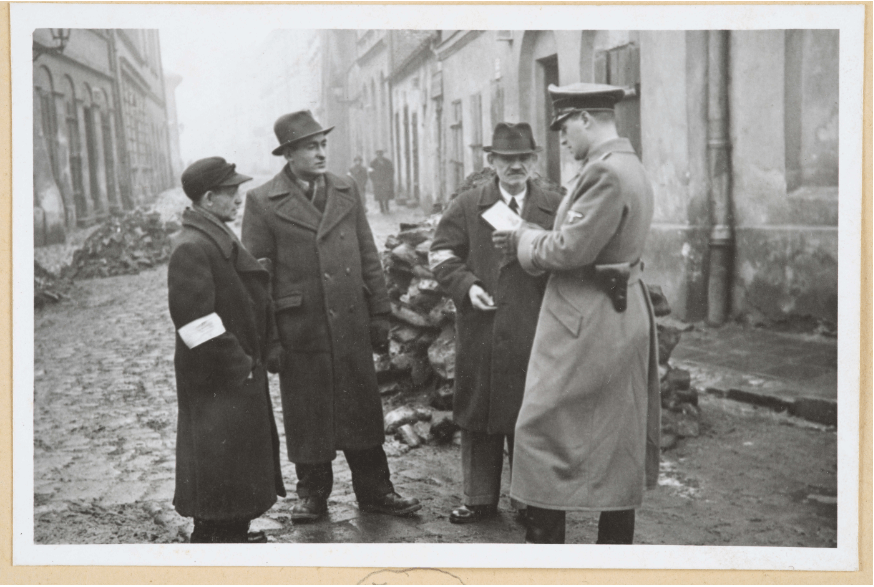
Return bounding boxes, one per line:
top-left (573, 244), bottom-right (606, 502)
top-left (481, 199), bottom-right (523, 232)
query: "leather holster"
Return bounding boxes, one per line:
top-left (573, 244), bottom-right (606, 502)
top-left (594, 262), bottom-right (631, 313)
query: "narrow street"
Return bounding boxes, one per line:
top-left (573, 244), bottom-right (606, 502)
top-left (33, 199), bottom-right (837, 547)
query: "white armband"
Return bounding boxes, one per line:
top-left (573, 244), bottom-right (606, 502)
top-left (178, 312), bottom-right (226, 349)
top-left (428, 249), bottom-right (461, 271)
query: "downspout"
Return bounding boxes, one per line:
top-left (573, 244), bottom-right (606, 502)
top-left (706, 30), bottom-right (734, 325)
top-left (107, 30), bottom-right (132, 209)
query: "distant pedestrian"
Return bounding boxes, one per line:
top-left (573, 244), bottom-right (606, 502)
top-left (493, 83), bottom-right (661, 544)
top-left (348, 155), bottom-right (369, 208)
top-left (430, 123), bottom-right (561, 526)
top-left (168, 157), bottom-right (286, 543)
top-left (242, 110), bottom-right (421, 523)
top-left (369, 150), bottom-right (394, 214)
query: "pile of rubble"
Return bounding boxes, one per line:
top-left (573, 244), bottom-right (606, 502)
top-left (62, 209), bottom-right (181, 280)
top-left (34, 261), bottom-right (73, 309)
top-left (651, 286), bottom-right (699, 450)
top-left (375, 217), bottom-right (458, 410)
top-left (376, 218), bottom-right (699, 452)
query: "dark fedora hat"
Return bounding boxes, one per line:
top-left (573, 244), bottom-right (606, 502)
top-left (483, 122), bottom-right (542, 156)
top-left (548, 82), bottom-right (626, 130)
top-left (272, 110), bottom-right (334, 156)
top-left (181, 157), bottom-right (252, 201)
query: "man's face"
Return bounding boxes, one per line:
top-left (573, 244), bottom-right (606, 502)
top-left (285, 133), bottom-right (328, 178)
top-left (489, 153), bottom-right (537, 190)
top-left (204, 185), bottom-right (242, 222)
top-left (560, 113), bottom-right (592, 161)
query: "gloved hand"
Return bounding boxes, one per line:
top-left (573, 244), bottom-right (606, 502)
top-left (265, 342), bottom-right (286, 374)
top-left (369, 314), bottom-right (391, 354)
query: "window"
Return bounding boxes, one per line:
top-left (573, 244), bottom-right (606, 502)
top-left (469, 93), bottom-right (483, 172)
top-left (594, 43), bottom-right (641, 156)
top-left (450, 100), bottom-right (464, 190)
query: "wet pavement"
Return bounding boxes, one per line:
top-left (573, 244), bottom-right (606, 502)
top-left (32, 195), bottom-right (838, 546)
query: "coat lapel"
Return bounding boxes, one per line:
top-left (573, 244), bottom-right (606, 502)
top-left (521, 180), bottom-right (557, 230)
top-left (317, 176), bottom-right (356, 240)
top-left (267, 171), bottom-right (322, 233)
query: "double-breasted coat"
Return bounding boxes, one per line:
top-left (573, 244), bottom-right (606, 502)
top-left (509, 137), bottom-right (661, 511)
top-left (168, 208), bottom-right (286, 522)
top-left (242, 169), bottom-right (390, 464)
top-left (430, 179), bottom-right (561, 434)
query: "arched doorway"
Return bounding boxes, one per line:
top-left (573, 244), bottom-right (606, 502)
top-left (518, 31), bottom-right (561, 185)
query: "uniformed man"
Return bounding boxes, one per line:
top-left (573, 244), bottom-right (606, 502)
top-left (168, 157), bottom-right (286, 543)
top-left (493, 83), bottom-right (660, 544)
top-left (241, 111), bottom-right (421, 523)
top-left (430, 123), bottom-right (561, 525)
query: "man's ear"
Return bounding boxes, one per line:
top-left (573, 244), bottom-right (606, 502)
top-left (486, 153), bottom-right (495, 166)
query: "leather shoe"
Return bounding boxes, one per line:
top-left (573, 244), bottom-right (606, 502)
top-left (291, 496), bottom-right (328, 523)
top-left (359, 491), bottom-right (422, 516)
top-left (449, 504), bottom-right (497, 525)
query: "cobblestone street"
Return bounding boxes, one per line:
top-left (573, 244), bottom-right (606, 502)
top-left (32, 202), bottom-right (838, 547)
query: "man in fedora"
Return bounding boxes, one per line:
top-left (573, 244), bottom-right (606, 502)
top-left (169, 157), bottom-right (286, 542)
top-left (493, 83), bottom-right (660, 544)
top-left (429, 122), bottom-right (561, 525)
top-left (241, 110), bottom-right (421, 523)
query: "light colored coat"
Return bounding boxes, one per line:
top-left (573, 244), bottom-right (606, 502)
top-left (242, 169), bottom-right (390, 463)
top-left (509, 137), bottom-right (660, 511)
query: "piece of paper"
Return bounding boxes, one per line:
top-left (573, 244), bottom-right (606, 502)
top-left (177, 312), bottom-right (226, 349)
top-left (481, 199), bottom-right (523, 231)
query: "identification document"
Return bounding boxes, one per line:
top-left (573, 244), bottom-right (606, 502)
top-left (178, 312), bottom-right (226, 349)
top-left (480, 199), bottom-right (523, 231)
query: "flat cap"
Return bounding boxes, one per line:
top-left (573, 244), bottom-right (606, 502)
top-left (548, 82), bottom-right (627, 130)
top-left (181, 157), bottom-right (252, 200)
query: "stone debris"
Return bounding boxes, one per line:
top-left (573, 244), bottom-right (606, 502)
top-left (62, 209), bottom-right (180, 280)
top-left (34, 260), bottom-right (72, 308)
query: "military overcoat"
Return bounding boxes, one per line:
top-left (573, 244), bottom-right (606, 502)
top-left (430, 179), bottom-right (560, 434)
top-left (242, 169), bottom-right (390, 463)
top-left (168, 208), bottom-right (286, 522)
top-left (509, 138), bottom-right (661, 511)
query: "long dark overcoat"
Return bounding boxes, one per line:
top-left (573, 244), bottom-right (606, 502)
top-left (509, 138), bottom-right (660, 512)
top-left (369, 156), bottom-right (394, 202)
top-left (242, 169), bottom-right (390, 463)
top-left (430, 179), bottom-right (560, 434)
top-left (168, 208), bottom-right (285, 522)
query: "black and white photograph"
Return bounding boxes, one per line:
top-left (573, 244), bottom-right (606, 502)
top-left (11, 1), bottom-right (864, 572)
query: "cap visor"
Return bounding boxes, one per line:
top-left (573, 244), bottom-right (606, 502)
top-left (271, 126), bottom-right (335, 156)
top-left (216, 171), bottom-right (253, 187)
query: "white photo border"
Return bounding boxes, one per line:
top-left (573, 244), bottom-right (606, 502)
top-left (11, 1), bottom-right (865, 570)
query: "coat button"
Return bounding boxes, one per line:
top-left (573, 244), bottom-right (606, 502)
top-left (324, 272), bottom-right (330, 279)
top-left (345, 267), bottom-right (351, 275)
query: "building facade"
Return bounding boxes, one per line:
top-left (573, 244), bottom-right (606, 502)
top-left (33, 29), bottom-right (178, 246)
top-left (321, 29), bottom-right (839, 326)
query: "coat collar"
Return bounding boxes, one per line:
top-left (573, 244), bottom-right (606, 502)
top-left (477, 177), bottom-right (557, 219)
top-left (181, 208), bottom-right (267, 275)
top-left (265, 168), bottom-right (356, 237)
top-left (583, 137), bottom-right (636, 166)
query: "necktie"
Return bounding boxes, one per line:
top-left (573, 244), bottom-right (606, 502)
top-left (508, 197), bottom-right (519, 214)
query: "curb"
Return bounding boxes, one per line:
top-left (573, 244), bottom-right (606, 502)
top-left (705, 387), bottom-right (837, 427)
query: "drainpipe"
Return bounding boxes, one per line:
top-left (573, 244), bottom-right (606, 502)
top-left (706, 30), bottom-right (734, 326)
